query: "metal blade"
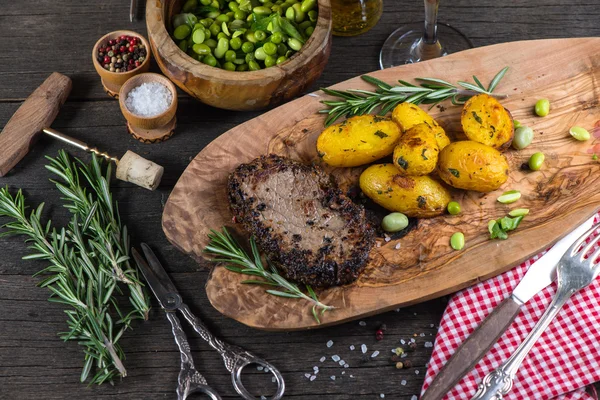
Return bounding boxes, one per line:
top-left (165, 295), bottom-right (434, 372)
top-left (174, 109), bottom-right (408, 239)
top-left (132, 244), bottom-right (179, 310)
top-left (511, 216), bottom-right (595, 304)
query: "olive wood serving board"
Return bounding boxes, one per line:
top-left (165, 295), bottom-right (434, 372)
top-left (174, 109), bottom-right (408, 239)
top-left (163, 38), bottom-right (600, 331)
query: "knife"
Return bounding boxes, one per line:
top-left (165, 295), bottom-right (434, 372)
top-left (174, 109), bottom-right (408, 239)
top-left (421, 216), bottom-right (596, 400)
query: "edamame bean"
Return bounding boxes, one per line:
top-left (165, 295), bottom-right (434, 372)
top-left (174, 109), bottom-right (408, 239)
top-left (450, 232), bottom-right (465, 251)
top-left (534, 98), bottom-right (550, 117)
top-left (192, 43), bottom-right (211, 55)
top-left (300, 0), bottom-right (316, 12)
top-left (276, 55), bottom-right (287, 64)
top-left (178, 40), bottom-right (188, 52)
top-left (248, 60), bottom-right (261, 70)
top-left (245, 31), bottom-right (257, 43)
top-left (288, 37), bottom-right (302, 51)
top-left (298, 20), bottom-right (312, 30)
top-left (285, 6), bottom-right (295, 20)
top-left (225, 50), bottom-right (236, 62)
top-left (217, 32), bottom-right (228, 40)
top-left (305, 26), bottom-right (314, 36)
top-left (262, 42), bottom-right (277, 55)
top-left (254, 30), bottom-right (267, 41)
top-left (292, 3), bottom-right (305, 22)
top-left (233, 58), bottom-right (245, 64)
top-left (209, 23), bottom-right (221, 36)
top-left (497, 190), bottom-right (521, 204)
top-left (264, 55), bottom-right (276, 67)
top-left (308, 10), bottom-right (317, 22)
top-left (200, 0), bottom-right (211, 5)
top-left (214, 37), bottom-right (229, 58)
top-left (254, 46), bottom-right (267, 60)
top-left (174, 24), bottom-right (192, 40)
top-left (270, 31), bottom-right (283, 44)
top-left (192, 29), bottom-right (206, 43)
top-left (508, 208), bottom-right (529, 217)
top-left (205, 38), bottom-right (218, 48)
top-left (228, 1), bottom-right (239, 12)
top-left (381, 212), bottom-right (409, 232)
top-left (215, 13), bottom-right (230, 23)
top-left (230, 37), bottom-right (242, 49)
top-left (223, 61), bottom-right (236, 71)
top-left (237, 63), bottom-right (249, 71)
top-left (513, 119), bottom-right (521, 128)
top-left (203, 54), bottom-right (217, 67)
top-left (182, 0), bottom-right (198, 12)
top-left (512, 126), bottom-right (534, 150)
top-left (253, 5), bottom-right (271, 14)
top-left (447, 201), bottom-right (461, 215)
top-left (528, 152), bottom-right (545, 171)
top-left (234, 10), bottom-right (247, 20)
top-left (569, 126), bottom-right (591, 141)
top-left (241, 41), bottom-right (254, 53)
top-left (277, 43), bottom-right (288, 55)
top-left (245, 53), bottom-right (255, 63)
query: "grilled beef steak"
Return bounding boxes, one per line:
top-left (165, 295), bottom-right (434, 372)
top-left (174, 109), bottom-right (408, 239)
top-left (227, 154), bottom-right (375, 288)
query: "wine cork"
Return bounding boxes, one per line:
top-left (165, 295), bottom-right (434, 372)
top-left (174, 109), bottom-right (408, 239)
top-left (115, 150), bottom-right (164, 190)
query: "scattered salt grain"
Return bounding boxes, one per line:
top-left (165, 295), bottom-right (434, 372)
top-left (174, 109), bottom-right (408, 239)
top-left (359, 321), bottom-right (367, 326)
top-left (371, 350), bottom-right (380, 358)
top-left (261, 396), bottom-right (267, 400)
top-left (401, 380), bottom-right (407, 386)
top-left (413, 312), bottom-right (417, 316)
top-left (344, 364), bottom-right (349, 368)
top-left (420, 333), bottom-right (425, 337)
top-left (310, 375), bottom-right (316, 381)
top-left (272, 377), bottom-right (276, 383)
top-left (410, 338), bottom-right (416, 343)
top-left (339, 360), bottom-right (345, 366)
top-left (257, 366), bottom-right (264, 371)
top-left (415, 370), bottom-right (420, 375)
top-left (326, 340), bottom-right (334, 348)
top-left (395, 308), bottom-right (400, 312)
top-left (342, 371), bottom-right (346, 375)
top-left (361, 344), bottom-right (367, 354)
top-left (350, 345), bottom-right (355, 351)
top-left (430, 323), bottom-right (435, 328)
top-left (395, 243), bottom-right (401, 250)
top-left (401, 353), bottom-right (407, 358)
top-left (330, 376), bottom-right (336, 381)
top-left (400, 339), bottom-right (406, 345)
top-left (376, 242), bottom-right (381, 248)
top-left (125, 82), bottom-right (173, 117)
top-left (332, 355), bottom-right (341, 362)
top-left (380, 394), bottom-right (385, 398)
top-left (305, 373), bottom-right (311, 379)
top-left (313, 366), bottom-right (319, 373)
top-left (424, 341), bottom-right (433, 348)
top-left (264, 367), bottom-right (270, 373)
top-left (320, 356), bottom-right (326, 362)
top-left (384, 236), bottom-right (391, 242)
top-left (412, 396), bottom-right (418, 400)
top-left (350, 374), bottom-right (354, 378)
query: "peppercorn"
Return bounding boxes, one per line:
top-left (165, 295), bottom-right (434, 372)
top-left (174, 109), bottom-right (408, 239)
top-left (394, 347), bottom-right (404, 356)
top-left (403, 360), bottom-right (413, 368)
top-left (391, 355), bottom-right (400, 362)
top-left (375, 329), bottom-right (384, 341)
top-left (97, 34), bottom-right (145, 72)
top-left (395, 362), bottom-right (403, 369)
top-left (408, 342), bottom-right (417, 351)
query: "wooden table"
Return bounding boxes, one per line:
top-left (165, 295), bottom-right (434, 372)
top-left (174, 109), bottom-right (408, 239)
top-left (1, 1), bottom-right (599, 399)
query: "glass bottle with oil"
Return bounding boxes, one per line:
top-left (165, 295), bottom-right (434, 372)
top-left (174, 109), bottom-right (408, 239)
top-left (331, 0), bottom-right (383, 36)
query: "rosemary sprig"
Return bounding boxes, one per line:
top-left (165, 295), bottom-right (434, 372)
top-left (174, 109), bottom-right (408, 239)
top-left (204, 228), bottom-right (334, 324)
top-left (0, 151), bottom-right (150, 385)
top-left (319, 66), bottom-right (509, 126)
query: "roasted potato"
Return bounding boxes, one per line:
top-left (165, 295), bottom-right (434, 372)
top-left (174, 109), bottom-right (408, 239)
top-left (391, 102), bottom-right (451, 150)
top-left (461, 94), bottom-right (514, 151)
top-left (393, 123), bottom-right (439, 176)
top-left (317, 115), bottom-right (402, 167)
top-left (437, 140), bottom-right (509, 192)
top-left (359, 164), bottom-right (451, 218)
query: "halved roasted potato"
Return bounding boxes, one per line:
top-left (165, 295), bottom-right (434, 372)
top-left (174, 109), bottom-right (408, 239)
top-left (461, 94), bottom-right (514, 151)
top-left (391, 102), bottom-right (450, 150)
top-left (317, 115), bottom-right (402, 167)
top-left (393, 123), bottom-right (439, 176)
top-left (437, 140), bottom-right (509, 192)
top-left (359, 163), bottom-right (451, 218)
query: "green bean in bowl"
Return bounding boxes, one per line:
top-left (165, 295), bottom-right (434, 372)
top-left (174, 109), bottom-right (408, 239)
top-left (171, 0), bottom-right (318, 71)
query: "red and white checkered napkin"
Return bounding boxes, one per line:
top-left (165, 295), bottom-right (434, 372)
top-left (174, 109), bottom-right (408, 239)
top-left (421, 212), bottom-right (600, 400)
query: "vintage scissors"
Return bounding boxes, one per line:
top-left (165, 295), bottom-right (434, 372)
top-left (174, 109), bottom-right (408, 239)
top-left (132, 243), bottom-right (285, 400)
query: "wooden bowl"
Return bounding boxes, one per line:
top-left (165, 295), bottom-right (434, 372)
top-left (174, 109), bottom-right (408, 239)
top-left (118, 73), bottom-right (178, 143)
top-left (92, 30), bottom-right (152, 98)
top-left (145, 0), bottom-right (332, 111)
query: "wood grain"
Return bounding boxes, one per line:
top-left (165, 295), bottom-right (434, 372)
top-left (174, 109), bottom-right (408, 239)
top-left (163, 38), bottom-right (600, 331)
top-left (146, 0), bottom-right (333, 111)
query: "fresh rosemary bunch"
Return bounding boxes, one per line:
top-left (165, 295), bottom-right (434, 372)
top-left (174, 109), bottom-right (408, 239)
top-left (204, 228), bottom-right (334, 324)
top-left (0, 150), bottom-right (150, 385)
top-left (319, 66), bottom-right (509, 127)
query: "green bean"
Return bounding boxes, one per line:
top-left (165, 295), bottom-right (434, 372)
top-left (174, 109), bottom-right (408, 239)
top-left (288, 37), bottom-right (302, 51)
top-left (270, 31), bottom-right (283, 44)
top-left (253, 5), bottom-right (271, 14)
top-left (569, 126), bottom-right (591, 141)
top-left (300, 0), bottom-right (316, 12)
top-left (248, 60), bottom-right (261, 70)
top-left (276, 55), bottom-right (287, 64)
top-left (534, 98), bottom-right (550, 117)
top-left (214, 37), bottom-right (229, 58)
top-left (192, 29), bottom-right (206, 44)
top-left (205, 38), bottom-right (218, 48)
top-left (528, 152), bottom-right (545, 171)
top-left (192, 43), bottom-right (212, 55)
top-left (308, 9), bottom-right (317, 22)
top-left (223, 61), bottom-right (236, 71)
top-left (262, 42), bottom-right (277, 55)
top-left (174, 24), bottom-right (192, 40)
top-left (305, 26), bottom-right (314, 36)
top-left (254, 47), bottom-right (267, 60)
top-left (182, 0), bottom-right (198, 12)
top-left (225, 50), bottom-right (237, 62)
top-left (254, 30), bottom-right (267, 41)
top-left (209, 23), bottom-right (221, 36)
top-left (447, 201), bottom-right (461, 215)
top-left (237, 63), bottom-right (249, 71)
top-left (450, 232), bottom-right (465, 251)
top-left (292, 3), bottom-right (305, 22)
top-left (264, 55), bottom-right (276, 67)
top-left (241, 41), bottom-right (254, 53)
top-left (203, 54), bottom-right (218, 67)
top-left (512, 126), bottom-right (534, 150)
top-left (382, 212), bottom-right (409, 233)
top-left (230, 36), bottom-right (242, 49)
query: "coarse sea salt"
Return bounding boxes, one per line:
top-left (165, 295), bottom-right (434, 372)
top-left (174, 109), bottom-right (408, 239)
top-left (326, 340), bottom-right (334, 348)
top-left (371, 350), bottom-right (380, 358)
top-left (401, 380), bottom-right (407, 386)
top-left (332, 355), bottom-right (341, 362)
top-left (361, 344), bottom-right (367, 354)
top-left (320, 356), bottom-right (326, 362)
top-left (350, 345), bottom-right (355, 351)
top-left (125, 82), bottom-right (173, 117)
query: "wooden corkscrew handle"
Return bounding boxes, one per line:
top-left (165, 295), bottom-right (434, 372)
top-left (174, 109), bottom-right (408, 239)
top-left (0, 72), bottom-right (72, 176)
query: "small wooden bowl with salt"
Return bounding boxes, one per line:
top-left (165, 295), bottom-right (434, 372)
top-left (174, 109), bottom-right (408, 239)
top-left (118, 73), bottom-right (177, 143)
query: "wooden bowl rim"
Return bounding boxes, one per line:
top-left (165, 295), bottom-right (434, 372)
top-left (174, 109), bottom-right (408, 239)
top-left (92, 30), bottom-right (152, 78)
top-left (146, 0), bottom-right (332, 84)
top-left (118, 72), bottom-right (178, 122)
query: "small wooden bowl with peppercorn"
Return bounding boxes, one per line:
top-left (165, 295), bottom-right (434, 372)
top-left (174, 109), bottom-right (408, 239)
top-left (146, 0), bottom-right (332, 111)
top-left (92, 30), bottom-right (152, 98)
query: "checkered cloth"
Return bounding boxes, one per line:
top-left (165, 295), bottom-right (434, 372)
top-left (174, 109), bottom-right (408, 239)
top-left (421, 212), bottom-right (600, 400)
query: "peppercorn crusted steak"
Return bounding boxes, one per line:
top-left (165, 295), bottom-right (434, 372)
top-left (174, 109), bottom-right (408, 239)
top-left (227, 154), bottom-right (375, 288)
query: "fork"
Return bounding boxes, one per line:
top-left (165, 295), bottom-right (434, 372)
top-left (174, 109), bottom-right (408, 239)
top-left (471, 223), bottom-right (600, 400)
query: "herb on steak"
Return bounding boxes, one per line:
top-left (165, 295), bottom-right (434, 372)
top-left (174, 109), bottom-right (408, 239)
top-left (205, 228), bottom-right (335, 324)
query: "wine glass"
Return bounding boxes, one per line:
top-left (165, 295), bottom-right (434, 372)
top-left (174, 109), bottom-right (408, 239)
top-left (379, 0), bottom-right (473, 68)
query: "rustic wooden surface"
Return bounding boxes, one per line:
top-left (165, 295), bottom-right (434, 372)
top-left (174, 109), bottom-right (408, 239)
top-left (163, 38), bottom-right (600, 331)
top-left (1, 0), bottom-right (599, 399)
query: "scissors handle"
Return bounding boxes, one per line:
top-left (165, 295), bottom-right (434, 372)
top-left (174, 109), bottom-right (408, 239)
top-left (178, 304), bottom-right (285, 400)
top-left (165, 312), bottom-right (222, 400)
